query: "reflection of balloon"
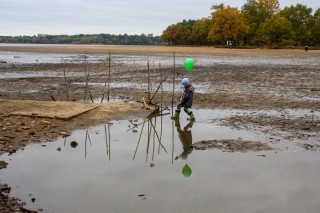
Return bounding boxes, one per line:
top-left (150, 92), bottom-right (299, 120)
top-left (182, 164), bottom-right (192, 177)
top-left (184, 58), bottom-right (195, 72)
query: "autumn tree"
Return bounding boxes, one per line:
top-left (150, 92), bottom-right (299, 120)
top-left (256, 0), bottom-right (280, 13)
top-left (161, 24), bottom-right (180, 45)
top-left (161, 20), bottom-right (195, 45)
top-left (208, 5), bottom-right (249, 46)
top-left (261, 14), bottom-right (292, 46)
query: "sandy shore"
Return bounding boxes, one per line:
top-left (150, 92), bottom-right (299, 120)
top-left (1, 44), bottom-right (320, 56)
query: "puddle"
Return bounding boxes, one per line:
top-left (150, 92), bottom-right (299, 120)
top-left (1, 109), bottom-right (320, 212)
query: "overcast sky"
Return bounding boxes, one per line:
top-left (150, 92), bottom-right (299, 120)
top-left (0, 0), bottom-right (319, 36)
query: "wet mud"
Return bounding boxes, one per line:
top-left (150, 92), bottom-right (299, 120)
top-left (1, 48), bottom-right (320, 212)
top-left (192, 139), bottom-right (273, 152)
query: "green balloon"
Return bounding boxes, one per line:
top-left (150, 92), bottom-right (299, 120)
top-left (184, 58), bottom-right (195, 72)
top-left (182, 164), bottom-right (192, 177)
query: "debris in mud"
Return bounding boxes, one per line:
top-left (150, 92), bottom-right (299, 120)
top-left (298, 143), bottom-right (320, 151)
top-left (70, 141), bottom-right (78, 148)
top-left (150, 163), bottom-right (155, 167)
top-left (223, 114), bottom-right (320, 139)
top-left (137, 194), bottom-right (146, 200)
top-left (60, 132), bottom-right (70, 137)
top-left (0, 182), bottom-right (37, 213)
top-left (0, 160), bottom-right (8, 169)
top-left (192, 139), bottom-right (273, 152)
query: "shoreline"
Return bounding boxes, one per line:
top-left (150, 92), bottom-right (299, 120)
top-left (1, 45), bottom-right (320, 56)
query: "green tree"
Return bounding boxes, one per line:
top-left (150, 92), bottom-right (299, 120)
top-left (161, 19), bottom-right (195, 45)
top-left (241, 0), bottom-right (278, 45)
top-left (261, 14), bottom-right (292, 46)
top-left (310, 8), bottom-right (320, 45)
top-left (280, 4), bottom-right (313, 45)
top-left (191, 18), bottom-right (212, 45)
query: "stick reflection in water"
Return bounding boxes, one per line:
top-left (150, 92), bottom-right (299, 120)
top-left (84, 130), bottom-right (92, 158)
top-left (104, 123), bottom-right (111, 161)
top-left (132, 111), bottom-right (170, 162)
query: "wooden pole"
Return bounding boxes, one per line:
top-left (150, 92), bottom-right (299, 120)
top-left (102, 55), bottom-right (109, 103)
top-left (149, 76), bottom-right (168, 104)
top-left (160, 63), bottom-right (163, 109)
top-left (63, 67), bottom-right (69, 101)
top-left (108, 123), bottom-right (111, 161)
top-left (171, 51), bottom-right (176, 115)
top-left (89, 91), bottom-right (94, 103)
top-left (108, 51), bottom-right (111, 102)
top-left (159, 63), bottom-right (163, 155)
top-left (104, 124), bottom-right (108, 156)
top-left (83, 51), bottom-right (88, 101)
top-left (147, 59), bottom-right (151, 102)
top-left (146, 120), bottom-right (151, 162)
top-left (133, 121), bottom-right (146, 160)
top-left (152, 117), bottom-right (156, 161)
top-left (172, 120), bottom-right (174, 164)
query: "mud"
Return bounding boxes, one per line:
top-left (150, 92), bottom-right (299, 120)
top-left (192, 139), bottom-right (273, 152)
top-left (0, 46), bottom-right (320, 212)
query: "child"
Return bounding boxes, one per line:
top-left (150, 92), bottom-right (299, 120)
top-left (171, 77), bottom-right (195, 120)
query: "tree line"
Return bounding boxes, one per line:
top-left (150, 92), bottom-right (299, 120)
top-left (161, 0), bottom-right (320, 47)
top-left (0, 33), bottom-right (162, 45)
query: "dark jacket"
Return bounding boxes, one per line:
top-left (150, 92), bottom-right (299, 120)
top-left (178, 84), bottom-right (194, 108)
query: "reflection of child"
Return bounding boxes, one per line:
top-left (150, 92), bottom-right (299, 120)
top-left (174, 120), bottom-right (194, 160)
top-left (171, 77), bottom-right (195, 121)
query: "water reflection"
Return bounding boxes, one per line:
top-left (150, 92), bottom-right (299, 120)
top-left (174, 120), bottom-right (194, 161)
top-left (132, 112), bottom-right (169, 162)
top-left (1, 109), bottom-right (320, 213)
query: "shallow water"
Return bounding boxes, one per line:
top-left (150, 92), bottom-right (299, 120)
top-left (1, 109), bottom-right (320, 213)
top-left (1, 51), bottom-right (320, 67)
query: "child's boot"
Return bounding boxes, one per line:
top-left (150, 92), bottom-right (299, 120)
top-left (171, 110), bottom-right (180, 120)
top-left (187, 112), bottom-right (195, 121)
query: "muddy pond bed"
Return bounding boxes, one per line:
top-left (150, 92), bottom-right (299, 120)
top-left (1, 46), bottom-right (320, 212)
